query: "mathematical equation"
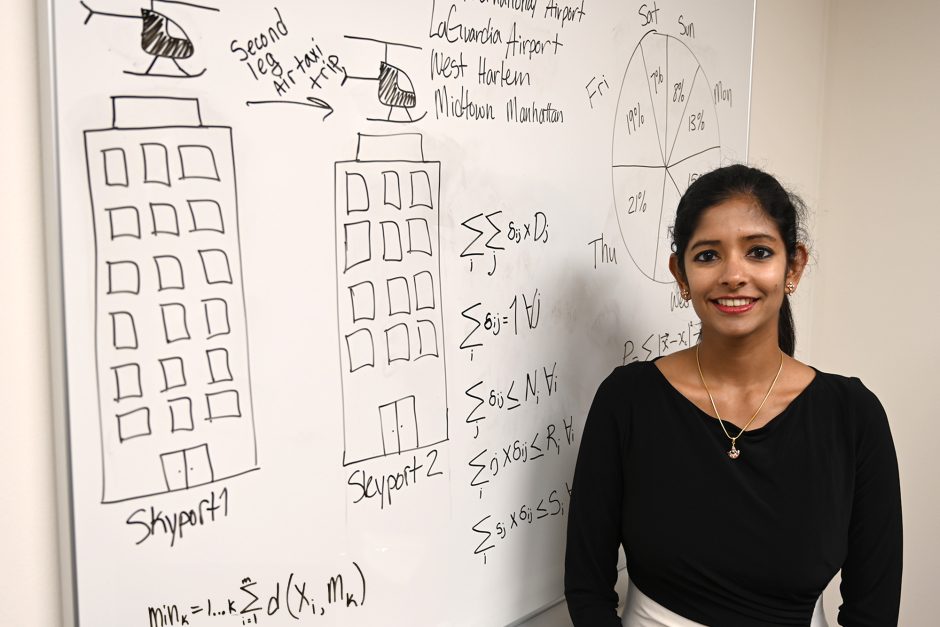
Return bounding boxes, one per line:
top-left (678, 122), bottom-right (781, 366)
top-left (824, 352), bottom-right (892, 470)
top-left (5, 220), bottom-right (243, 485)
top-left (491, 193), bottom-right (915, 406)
top-left (146, 564), bottom-right (365, 626)
top-left (460, 289), bottom-right (542, 358)
top-left (463, 362), bottom-right (560, 437)
top-left (460, 209), bottom-right (549, 276)
top-left (622, 320), bottom-right (703, 364)
top-left (467, 416), bottom-right (575, 497)
top-left (471, 482), bottom-right (571, 565)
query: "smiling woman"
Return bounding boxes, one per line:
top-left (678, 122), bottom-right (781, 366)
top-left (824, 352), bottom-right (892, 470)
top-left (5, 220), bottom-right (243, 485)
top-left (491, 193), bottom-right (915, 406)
top-left (670, 164), bottom-right (808, 358)
top-left (565, 165), bottom-right (903, 627)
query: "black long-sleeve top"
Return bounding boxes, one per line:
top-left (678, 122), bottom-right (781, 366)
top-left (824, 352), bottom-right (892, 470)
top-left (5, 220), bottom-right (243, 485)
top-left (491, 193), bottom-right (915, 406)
top-left (565, 361), bottom-right (902, 626)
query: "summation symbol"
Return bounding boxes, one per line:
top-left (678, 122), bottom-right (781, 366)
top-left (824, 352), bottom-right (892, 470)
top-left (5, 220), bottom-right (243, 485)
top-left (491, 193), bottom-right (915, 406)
top-left (611, 31), bottom-right (722, 282)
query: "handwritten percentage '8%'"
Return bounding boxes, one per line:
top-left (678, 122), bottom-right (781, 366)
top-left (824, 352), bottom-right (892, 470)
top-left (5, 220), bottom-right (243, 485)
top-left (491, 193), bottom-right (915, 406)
top-left (624, 102), bottom-right (645, 135)
top-left (627, 190), bottom-right (647, 214)
top-left (672, 79), bottom-right (685, 103)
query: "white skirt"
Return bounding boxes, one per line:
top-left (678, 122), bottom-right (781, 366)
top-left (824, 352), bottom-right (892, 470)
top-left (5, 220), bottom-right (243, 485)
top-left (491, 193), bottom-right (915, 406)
top-left (621, 579), bottom-right (829, 627)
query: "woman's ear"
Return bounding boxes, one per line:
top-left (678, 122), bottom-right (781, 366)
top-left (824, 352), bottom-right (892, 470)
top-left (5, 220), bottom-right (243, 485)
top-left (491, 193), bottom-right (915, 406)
top-left (786, 243), bottom-right (809, 289)
top-left (669, 254), bottom-right (689, 297)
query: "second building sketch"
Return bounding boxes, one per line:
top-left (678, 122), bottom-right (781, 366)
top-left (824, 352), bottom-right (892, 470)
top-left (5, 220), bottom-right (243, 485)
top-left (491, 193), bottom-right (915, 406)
top-left (335, 133), bottom-right (447, 466)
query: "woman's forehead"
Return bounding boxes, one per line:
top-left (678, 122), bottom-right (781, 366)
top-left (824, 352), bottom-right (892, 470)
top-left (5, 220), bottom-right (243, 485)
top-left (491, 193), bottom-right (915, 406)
top-left (693, 196), bottom-right (780, 238)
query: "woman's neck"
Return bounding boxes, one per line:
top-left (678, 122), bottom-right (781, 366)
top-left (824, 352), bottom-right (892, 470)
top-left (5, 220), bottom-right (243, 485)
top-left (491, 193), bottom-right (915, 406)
top-left (695, 331), bottom-right (783, 387)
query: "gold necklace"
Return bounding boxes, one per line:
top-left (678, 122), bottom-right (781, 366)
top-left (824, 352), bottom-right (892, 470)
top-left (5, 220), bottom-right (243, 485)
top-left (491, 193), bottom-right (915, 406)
top-left (695, 344), bottom-right (784, 459)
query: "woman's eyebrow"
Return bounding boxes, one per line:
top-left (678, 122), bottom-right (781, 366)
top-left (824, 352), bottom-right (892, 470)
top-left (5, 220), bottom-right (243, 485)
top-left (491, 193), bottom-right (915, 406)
top-left (689, 232), bottom-right (778, 249)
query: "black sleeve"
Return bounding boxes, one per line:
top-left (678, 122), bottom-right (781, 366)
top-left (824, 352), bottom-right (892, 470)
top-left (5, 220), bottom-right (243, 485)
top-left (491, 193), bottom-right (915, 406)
top-left (565, 371), bottom-right (625, 627)
top-left (838, 380), bottom-right (903, 626)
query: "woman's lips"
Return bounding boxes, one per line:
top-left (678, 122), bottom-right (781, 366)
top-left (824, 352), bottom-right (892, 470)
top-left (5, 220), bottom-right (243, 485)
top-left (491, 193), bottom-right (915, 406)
top-left (712, 297), bottom-right (757, 314)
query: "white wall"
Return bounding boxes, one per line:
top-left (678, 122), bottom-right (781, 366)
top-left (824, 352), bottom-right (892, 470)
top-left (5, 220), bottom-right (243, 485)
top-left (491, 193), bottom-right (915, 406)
top-left (0, 1), bottom-right (61, 626)
top-left (2, 0), bottom-right (934, 625)
top-left (812, 0), bottom-right (940, 623)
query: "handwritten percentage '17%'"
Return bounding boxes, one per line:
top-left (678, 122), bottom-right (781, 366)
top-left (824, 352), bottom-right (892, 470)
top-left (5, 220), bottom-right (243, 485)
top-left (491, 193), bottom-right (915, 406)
top-left (672, 79), bottom-right (685, 103)
top-left (624, 102), bottom-right (645, 135)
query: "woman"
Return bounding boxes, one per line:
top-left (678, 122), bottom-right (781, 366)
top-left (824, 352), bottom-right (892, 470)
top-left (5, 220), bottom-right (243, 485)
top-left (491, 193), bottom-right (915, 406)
top-left (565, 165), bottom-right (902, 626)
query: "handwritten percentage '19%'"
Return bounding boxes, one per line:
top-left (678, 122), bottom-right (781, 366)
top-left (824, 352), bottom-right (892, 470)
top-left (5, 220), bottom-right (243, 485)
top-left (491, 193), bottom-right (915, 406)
top-left (624, 102), bottom-right (645, 135)
top-left (672, 79), bottom-right (685, 103)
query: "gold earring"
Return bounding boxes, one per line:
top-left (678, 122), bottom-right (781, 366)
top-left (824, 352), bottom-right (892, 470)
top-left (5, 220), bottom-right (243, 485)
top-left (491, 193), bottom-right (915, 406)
top-left (786, 282), bottom-right (796, 294)
top-left (681, 288), bottom-right (691, 301)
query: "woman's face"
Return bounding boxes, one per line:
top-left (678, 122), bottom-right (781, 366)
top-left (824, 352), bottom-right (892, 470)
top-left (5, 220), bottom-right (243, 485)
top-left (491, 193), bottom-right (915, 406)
top-left (670, 195), bottom-right (805, 345)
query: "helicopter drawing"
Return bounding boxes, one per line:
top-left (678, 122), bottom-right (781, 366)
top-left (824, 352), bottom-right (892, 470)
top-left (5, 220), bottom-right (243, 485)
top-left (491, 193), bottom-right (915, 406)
top-left (80, 0), bottom-right (218, 78)
top-left (344, 35), bottom-right (426, 123)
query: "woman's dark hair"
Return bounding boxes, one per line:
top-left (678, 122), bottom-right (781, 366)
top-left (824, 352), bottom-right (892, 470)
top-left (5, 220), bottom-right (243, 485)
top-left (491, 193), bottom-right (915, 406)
top-left (671, 164), bottom-right (807, 356)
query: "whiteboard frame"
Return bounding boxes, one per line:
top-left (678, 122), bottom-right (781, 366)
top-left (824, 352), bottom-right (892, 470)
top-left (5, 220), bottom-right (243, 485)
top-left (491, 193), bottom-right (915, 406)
top-left (37, 0), bottom-right (80, 625)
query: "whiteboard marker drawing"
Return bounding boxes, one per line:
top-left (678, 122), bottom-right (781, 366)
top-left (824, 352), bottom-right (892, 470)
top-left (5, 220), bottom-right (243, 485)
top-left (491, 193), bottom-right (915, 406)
top-left (85, 96), bottom-right (257, 503)
top-left (612, 30), bottom-right (722, 283)
top-left (80, 0), bottom-right (218, 78)
top-left (344, 36), bottom-right (427, 123)
top-left (335, 133), bottom-right (447, 466)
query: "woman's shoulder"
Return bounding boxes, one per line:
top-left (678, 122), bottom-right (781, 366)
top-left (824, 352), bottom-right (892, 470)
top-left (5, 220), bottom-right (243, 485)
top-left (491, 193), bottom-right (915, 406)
top-left (808, 368), bottom-right (883, 407)
top-left (806, 368), bottom-right (891, 436)
top-left (589, 361), bottom-right (668, 412)
top-left (601, 360), bottom-right (662, 391)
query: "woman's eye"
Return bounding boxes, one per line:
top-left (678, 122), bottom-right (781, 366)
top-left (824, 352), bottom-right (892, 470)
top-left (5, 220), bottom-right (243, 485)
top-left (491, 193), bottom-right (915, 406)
top-left (693, 250), bottom-right (718, 262)
top-left (748, 246), bottom-right (774, 259)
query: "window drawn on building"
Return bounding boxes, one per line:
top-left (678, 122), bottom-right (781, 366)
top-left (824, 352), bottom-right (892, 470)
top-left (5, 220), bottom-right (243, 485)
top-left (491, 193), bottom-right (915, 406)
top-left (335, 133), bottom-right (448, 466)
top-left (142, 143), bottom-right (171, 185)
top-left (85, 96), bottom-right (257, 504)
top-left (106, 206), bottom-right (141, 239)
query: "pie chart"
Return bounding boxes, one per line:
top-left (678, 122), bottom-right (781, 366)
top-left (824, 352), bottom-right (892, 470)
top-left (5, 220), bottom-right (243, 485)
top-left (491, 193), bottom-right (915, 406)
top-left (612, 31), bottom-right (722, 283)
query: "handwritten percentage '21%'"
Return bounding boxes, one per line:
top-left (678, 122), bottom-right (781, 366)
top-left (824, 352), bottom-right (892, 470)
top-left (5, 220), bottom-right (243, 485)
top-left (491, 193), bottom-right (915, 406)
top-left (626, 190), bottom-right (647, 214)
top-left (624, 102), bottom-right (645, 135)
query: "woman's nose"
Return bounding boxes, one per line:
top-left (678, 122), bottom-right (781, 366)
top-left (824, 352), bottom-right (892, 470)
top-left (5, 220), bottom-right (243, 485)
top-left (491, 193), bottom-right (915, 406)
top-left (719, 257), bottom-right (747, 288)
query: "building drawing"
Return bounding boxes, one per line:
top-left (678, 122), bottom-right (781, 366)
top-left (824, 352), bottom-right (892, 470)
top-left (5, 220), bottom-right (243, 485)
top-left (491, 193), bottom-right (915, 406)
top-left (335, 133), bottom-right (447, 465)
top-left (85, 96), bottom-right (257, 503)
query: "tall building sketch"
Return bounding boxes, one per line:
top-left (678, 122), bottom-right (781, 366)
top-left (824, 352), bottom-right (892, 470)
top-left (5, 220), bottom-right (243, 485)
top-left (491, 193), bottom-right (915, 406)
top-left (335, 133), bottom-right (447, 466)
top-left (85, 96), bottom-right (257, 503)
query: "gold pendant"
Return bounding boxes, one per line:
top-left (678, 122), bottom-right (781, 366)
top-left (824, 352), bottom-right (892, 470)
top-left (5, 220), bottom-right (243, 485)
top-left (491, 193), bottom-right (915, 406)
top-left (728, 444), bottom-right (740, 459)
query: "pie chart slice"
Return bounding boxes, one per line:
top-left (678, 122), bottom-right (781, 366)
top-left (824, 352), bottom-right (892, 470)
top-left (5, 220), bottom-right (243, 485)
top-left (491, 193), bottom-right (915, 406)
top-left (662, 38), bottom-right (702, 163)
top-left (667, 66), bottom-right (720, 168)
top-left (613, 165), bottom-right (668, 280)
top-left (653, 173), bottom-right (683, 282)
top-left (612, 34), bottom-right (667, 168)
top-left (639, 33), bottom-right (669, 159)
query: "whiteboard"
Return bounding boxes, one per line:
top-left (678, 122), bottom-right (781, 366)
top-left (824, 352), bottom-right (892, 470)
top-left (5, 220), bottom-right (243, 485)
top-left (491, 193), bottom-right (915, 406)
top-left (40, 0), bottom-right (754, 625)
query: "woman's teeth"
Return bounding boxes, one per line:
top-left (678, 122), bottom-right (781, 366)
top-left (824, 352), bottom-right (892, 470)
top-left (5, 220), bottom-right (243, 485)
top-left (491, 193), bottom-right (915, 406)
top-left (716, 298), bottom-right (753, 307)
